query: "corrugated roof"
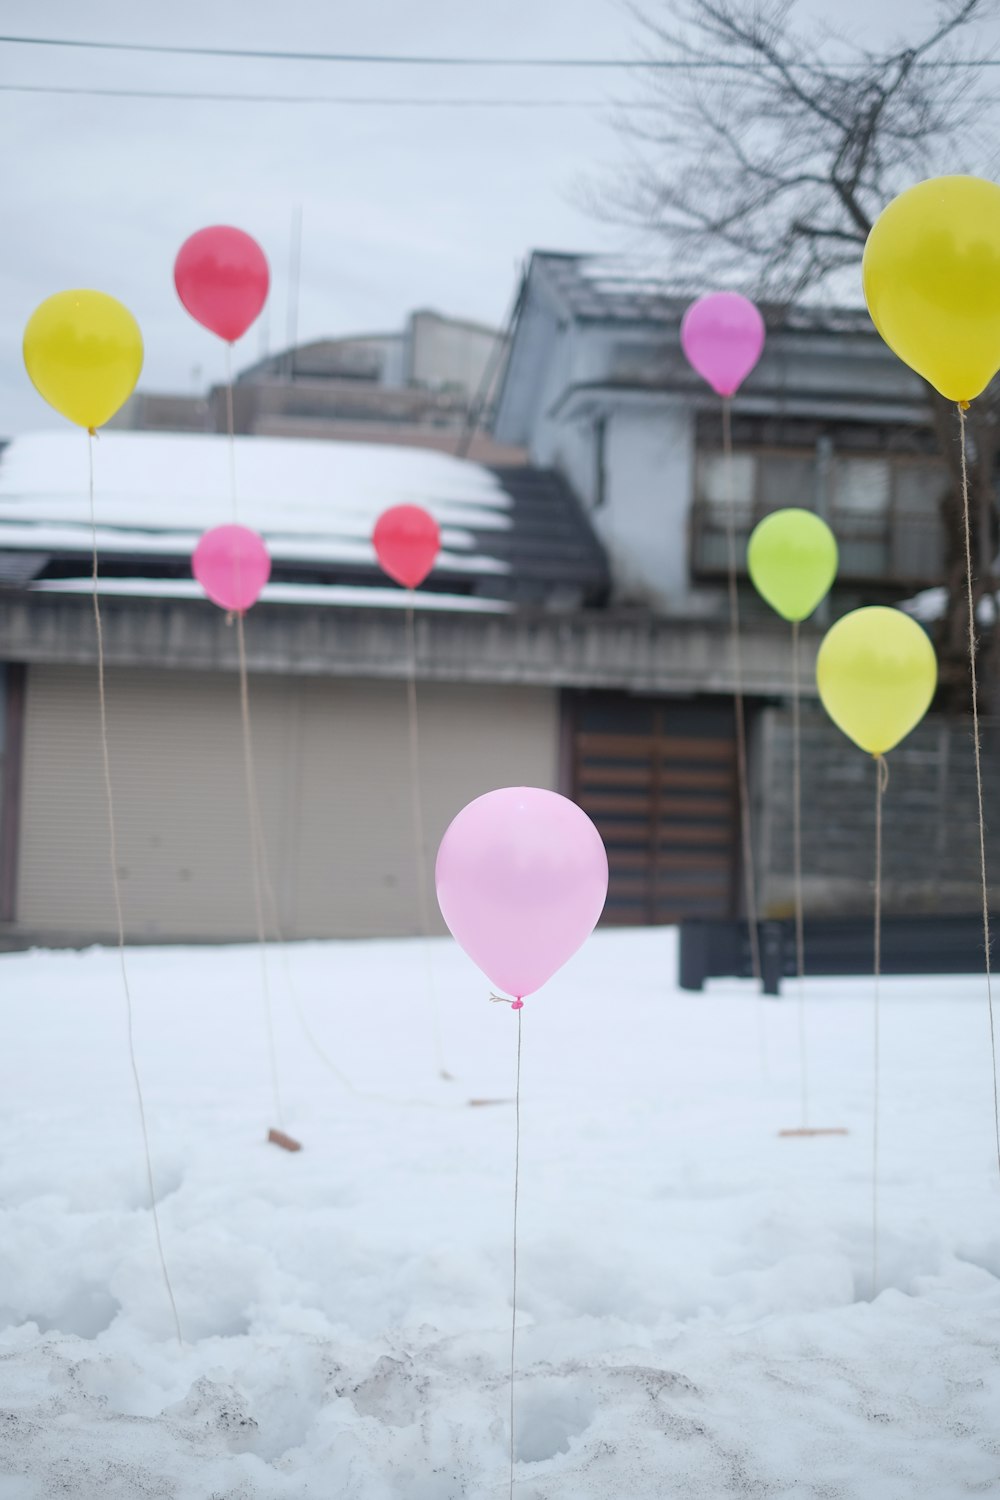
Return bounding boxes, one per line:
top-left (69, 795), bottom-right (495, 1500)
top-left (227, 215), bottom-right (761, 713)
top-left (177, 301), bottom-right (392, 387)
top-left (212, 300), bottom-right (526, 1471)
top-left (0, 431), bottom-right (608, 609)
top-left (535, 252), bottom-right (876, 335)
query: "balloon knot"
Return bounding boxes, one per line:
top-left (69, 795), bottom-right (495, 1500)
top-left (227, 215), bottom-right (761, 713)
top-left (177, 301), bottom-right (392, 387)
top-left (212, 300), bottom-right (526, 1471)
top-left (87, 426), bottom-right (98, 438)
top-left (511, 1000), bottom-right (524, 1011)
top-left (958, 400), bottom-right (971, 412)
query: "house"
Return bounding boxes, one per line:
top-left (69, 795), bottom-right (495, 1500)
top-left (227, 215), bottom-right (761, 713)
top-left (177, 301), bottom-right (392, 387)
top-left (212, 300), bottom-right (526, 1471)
top-left (492, 253), bottom-right (947, 615)
top-left (490, 252), bottom-right (995, 927)
top-left (112, 309), bottom-right (523, 465)
top-left (0, 430), bottom-right (606, 945)
top-left (1, 256), bottom-right (992, 949)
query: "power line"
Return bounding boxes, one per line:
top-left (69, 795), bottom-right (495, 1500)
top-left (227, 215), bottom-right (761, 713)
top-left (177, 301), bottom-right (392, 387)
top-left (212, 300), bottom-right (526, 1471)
top-left (0, 84), bottom-right (631, 106)
top-left (0, 33), bottom-right (997, 69)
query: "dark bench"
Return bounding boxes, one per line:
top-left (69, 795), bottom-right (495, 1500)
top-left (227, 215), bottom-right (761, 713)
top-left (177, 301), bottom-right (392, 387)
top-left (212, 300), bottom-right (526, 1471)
top-left (678, 915), bottom-right (994, 996)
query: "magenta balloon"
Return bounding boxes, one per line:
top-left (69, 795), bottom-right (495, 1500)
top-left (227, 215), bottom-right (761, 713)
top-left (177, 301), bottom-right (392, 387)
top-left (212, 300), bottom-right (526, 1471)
top-left (435, 787), bottom-right (609, 999)
top-left (680, 292), bottom-right (766, 397)
top-left (192, 524), bottom-right (271, 612)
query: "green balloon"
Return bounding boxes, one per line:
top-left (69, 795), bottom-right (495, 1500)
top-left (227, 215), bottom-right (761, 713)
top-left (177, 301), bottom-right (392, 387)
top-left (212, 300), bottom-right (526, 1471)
top-left (747, 508), bottom-right (838, 622)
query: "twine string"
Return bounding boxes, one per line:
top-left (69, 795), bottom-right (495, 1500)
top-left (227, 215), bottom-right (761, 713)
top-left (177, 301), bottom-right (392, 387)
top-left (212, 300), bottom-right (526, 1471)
top-left (791, 618), bottom-right (808, 1127)
top-left (225, 342), bottom-right (237, 523)
top-left (89, 434), bottom-right (183, 1345)
top-left (872, 752), bottom-right (888, 1298)
top-left (235, 610), bottom-right (283, 1128)
top-left (404, 598), bottom-right (450, 1079)
top-left (957, 403), bottom-right (1000, 1179)
top-left (722, 399), bottom-right (762, 989)
top-left (509, 1003), bottom-right (522, 1500)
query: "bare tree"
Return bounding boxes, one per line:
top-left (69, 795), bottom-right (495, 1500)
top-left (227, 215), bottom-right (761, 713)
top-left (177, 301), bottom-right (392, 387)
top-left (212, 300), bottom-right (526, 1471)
top-left (610, 0), bottom-right (1000, 707)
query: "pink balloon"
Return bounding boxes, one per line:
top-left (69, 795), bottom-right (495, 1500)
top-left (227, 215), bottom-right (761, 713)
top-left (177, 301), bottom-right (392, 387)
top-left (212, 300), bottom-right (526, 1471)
top-left (192, 524), bottom-right (271, 612)
top-left (681, 292), bottom-right (766, 397)
top-left (435, 788), bottom-right (609, 999)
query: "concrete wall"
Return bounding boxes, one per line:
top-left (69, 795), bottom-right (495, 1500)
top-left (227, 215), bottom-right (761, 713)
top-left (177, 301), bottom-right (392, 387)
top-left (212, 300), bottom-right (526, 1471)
top-left (756, 707), bottom-right (996, 918)
top-left (0, 595), bottom-right (820, 699)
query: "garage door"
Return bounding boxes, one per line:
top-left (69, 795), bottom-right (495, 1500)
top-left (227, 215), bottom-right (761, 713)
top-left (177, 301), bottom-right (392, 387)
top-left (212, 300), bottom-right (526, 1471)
top-left (570, 693), bottom-right (741, 926)
top-left (15, 664), bottom-right (558, 941)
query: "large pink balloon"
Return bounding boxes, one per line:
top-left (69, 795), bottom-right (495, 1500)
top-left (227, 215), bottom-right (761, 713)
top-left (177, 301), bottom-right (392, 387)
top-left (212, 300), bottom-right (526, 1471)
top-left (681, 292), bottom-right (766, 397)
top-left (192, 524), bottom-right (271, 612)
top-left (435, 788), bottom-right (609, 999)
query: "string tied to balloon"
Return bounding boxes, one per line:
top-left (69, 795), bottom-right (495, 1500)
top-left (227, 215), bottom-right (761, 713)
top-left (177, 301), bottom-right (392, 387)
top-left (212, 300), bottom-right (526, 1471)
top-left (174, 225), bottom-right (270, 523)
top-left (435, 788), bottom-right (608, 1499)
top-left (190, 523), bottom-right (289, 1145)
top-left (863, 174), bottom-right (1000, 1183)
top-left (490, 994), bottom-right (524, 1010)
top-left (176, 225), bottom-right (283, 1146)
top-left (681, 291), bottom-right (767, 1022)
top-left (23, 288), bottom-right (182, 1342)
top-left (747, 507), bottom-right (838, 1132)
top-left (372, 504), bottom-right (450, 1078)
top-left (816, 606), bottom-right (937, 1299)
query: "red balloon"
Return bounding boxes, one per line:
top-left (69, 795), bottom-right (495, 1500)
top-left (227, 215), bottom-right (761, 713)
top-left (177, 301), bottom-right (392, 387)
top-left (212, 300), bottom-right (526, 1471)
top-left (373, 505), bottom-right (441, 589)
top-left (174, 226), bottom-right (269, 343)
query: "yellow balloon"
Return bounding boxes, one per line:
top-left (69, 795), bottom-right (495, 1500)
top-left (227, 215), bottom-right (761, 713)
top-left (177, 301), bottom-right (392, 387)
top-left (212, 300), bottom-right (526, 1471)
top-left (862, 175), bottom-right (1000, 405)
top-left (23, 290), bottom-right (143, 431)
top-left (747, 508), bottom-right (838, 622)
top-left (816, 607), bottom-right (937, 757)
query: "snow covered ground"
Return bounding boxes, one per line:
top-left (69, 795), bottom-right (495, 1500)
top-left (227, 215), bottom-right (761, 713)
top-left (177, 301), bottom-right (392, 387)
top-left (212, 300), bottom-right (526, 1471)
top-left (1, 928), bottom-right (999, 1498)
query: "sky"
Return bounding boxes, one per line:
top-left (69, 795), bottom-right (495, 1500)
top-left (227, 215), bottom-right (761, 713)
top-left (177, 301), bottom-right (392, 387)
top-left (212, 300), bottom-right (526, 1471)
top-left (0, 0), bottom-right (986, 433)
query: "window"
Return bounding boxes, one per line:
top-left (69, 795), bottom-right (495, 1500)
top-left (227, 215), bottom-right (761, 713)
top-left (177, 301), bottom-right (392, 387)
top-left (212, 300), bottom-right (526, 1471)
top-left (692, 449), bottom-right (817, 574)
top-left (892, 461), bottom-right (948, 580)
top-left (692, 445), bottom-right (948, 585)
top-left (831, 457), bottom-right (891, 576)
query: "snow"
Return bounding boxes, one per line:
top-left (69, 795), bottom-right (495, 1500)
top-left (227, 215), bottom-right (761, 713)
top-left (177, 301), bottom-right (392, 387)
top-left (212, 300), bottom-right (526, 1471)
top-left (27, 578), bottom-right (514, 614)
top-left (0, 430), bottom-right (513, 574)
top-left (902, 587), bottom-right (999, 627)
top-left (1, 927), bottom-right (999, 1497)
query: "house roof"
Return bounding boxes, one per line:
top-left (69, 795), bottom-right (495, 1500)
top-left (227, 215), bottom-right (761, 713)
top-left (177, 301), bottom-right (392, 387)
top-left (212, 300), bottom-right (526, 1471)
top-left (528, 252), bottom-right (877, 335)
top-left (0, 431), bottom-right (609, 611)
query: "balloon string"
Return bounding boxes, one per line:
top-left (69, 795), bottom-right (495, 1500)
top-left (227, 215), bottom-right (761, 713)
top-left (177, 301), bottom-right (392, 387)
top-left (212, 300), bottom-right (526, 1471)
top-left (235, 609), bottom-right (284, 1128)
top-left (958, 404), bottom-right (1000, 1180)
top-left (404, 597), bottom-right (451, 1080)
top-left (872, 752), bottom-right (888, 1299)
top-left (509, 1003), bottom-right (522, 1500)
top-left (225, 342), bottom-right (238, 524)
top-left (244, 783), bottom-right (469, 1112)
top-left (791, 618), bottom-right (808, 1128)
top-left (234, 678), bottom-right (469, 1115)
top-left (89, 434), bottom-right (183, 1347)
top-left (722, 401), bottom-right (766, 1064)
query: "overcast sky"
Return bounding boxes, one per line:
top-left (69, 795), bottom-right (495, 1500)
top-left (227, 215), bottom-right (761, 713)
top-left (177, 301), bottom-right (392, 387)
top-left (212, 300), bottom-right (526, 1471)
top-left (0, 0), bottom-right (986, 433)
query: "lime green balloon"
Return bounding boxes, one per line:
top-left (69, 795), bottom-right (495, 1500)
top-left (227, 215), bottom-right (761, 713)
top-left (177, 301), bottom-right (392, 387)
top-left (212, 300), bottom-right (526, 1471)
top-left (747, 508), bottom-right (838, 622)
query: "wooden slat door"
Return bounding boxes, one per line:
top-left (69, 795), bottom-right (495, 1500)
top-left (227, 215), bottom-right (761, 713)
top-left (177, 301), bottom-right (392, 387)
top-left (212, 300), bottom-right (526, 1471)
top-left (571, 695), bottom-right (739, 926)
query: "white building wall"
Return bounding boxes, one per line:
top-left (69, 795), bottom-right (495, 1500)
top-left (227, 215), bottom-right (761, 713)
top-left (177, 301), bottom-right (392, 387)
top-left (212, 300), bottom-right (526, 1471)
top-left (530, 329), bottom-right (600, 507)
top-left (406, 311), bottom-right (498, 397)
top-left (597, 401), bottom-right (696, 609)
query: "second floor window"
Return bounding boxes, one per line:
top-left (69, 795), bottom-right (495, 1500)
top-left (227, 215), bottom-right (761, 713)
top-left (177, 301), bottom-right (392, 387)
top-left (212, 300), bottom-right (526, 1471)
top-left (693, 447), bottom-right (948, 586)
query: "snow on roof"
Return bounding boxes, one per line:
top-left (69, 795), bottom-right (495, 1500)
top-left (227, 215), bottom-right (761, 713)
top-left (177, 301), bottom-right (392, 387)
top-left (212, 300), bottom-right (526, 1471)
top-left (29, 576), bottom-right (513, 613)
top-left (539, 252), bottom-right (873, 334)
top-left (902, 586), bottom-right (998, 628)
top-left (0, 429), bottom-right (512, 571)
top-left (0, 429), bottom-right (611, 609)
